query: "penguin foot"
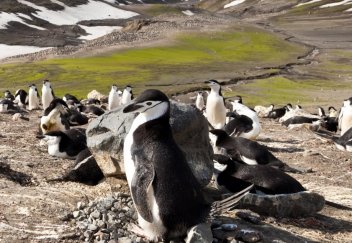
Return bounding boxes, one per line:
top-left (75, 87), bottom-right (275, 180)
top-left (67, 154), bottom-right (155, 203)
top-left (128, 223), bottom-right (161, 242)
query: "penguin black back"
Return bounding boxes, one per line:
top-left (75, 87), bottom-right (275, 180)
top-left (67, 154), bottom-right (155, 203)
top-left (216, 158), bottom-right (306, 195)
top-left (224, 111), bottom-right (253, 136)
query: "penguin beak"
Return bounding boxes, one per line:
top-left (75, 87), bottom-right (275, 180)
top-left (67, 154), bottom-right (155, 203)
top-left (123, 103), bottom-right (143, 113)
top-left (204, 80), bottom-right (210, 84)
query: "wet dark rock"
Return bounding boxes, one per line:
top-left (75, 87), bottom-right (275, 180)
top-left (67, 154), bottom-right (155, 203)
top-left (238, 191), bottom-right (325, 218)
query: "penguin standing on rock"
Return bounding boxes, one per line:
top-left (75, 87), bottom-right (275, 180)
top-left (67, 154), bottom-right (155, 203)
top-left (121, 85), bottom-right (133, 105)
top-left (42, 80), bottom-right (55, 110)
top-left (123, 89), bottom-right (251, 241)
top-left (108, 84), bottom-right (121, 110)
top-left (204, 80), bottom-right (226, 129)
top-left (28, 84), bottom-right (40, 110)
top-left (210, 129), bottom-right (306, 173)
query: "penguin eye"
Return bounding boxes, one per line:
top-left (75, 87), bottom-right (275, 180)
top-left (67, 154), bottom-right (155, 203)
top-left (146, 102), bottom-right (152, 106)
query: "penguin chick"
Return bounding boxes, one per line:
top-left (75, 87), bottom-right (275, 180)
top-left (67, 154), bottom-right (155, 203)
top-left (42, 128), bottom-right (87, 159)
top-left (123, 89), bottom-right (251, 241)
top-left (209, 129), bottom-right (303, 174)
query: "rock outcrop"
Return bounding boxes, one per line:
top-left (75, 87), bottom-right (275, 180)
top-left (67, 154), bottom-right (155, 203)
top-left (87, 101), bottom-right (213, 187)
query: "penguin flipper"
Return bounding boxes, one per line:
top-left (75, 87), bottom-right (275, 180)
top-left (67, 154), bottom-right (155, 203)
top-left (131, 156), bottom-right (155, 223)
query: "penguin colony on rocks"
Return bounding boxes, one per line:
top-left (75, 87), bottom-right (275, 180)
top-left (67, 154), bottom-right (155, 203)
top-left (1, 78), bottom-right (352, 242)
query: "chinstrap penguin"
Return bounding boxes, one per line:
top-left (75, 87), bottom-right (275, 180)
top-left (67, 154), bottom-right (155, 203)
top-left (42, 79), bottom-right (55, 110)
top-left (213, 155), bottom-right (305, 195)
top-left (4, 90), bottom-right (15, 101)
top-left (14, 89), bottom-right (28, 108)
top-left (231, 101), bottom-right (261, 140)
top-left (224, 111), bottom-right (253, 138)
top-left (123, 89), bottom-right (251, 241)
top-left (338, 98), bottom-right (352, 135)
top-left (108, 84), bottom-right (121, 110)
top-left (121, 85), bottom-right (133, 105)
top-left (42, 128), bottom-right (87, 159)
top-left (204, 80), bottom-right (226, 129)
top-left (47, 149), bottom-right (104, 185)
top-left (40, 98), bottom-right (70, 134)
top-left (195, 91), bottom-right (205, 111)
top-left (210, 129), bottom-right (305, 173)
top-left (28, 84), bottom-right (40, 110)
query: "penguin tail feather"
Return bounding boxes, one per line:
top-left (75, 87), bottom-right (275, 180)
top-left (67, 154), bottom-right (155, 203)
top-left (325, 200), bottom-right (352, 211)
top-left (210, 184), bottom-right (253, 217)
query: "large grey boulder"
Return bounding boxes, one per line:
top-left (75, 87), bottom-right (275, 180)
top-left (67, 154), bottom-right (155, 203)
top-left (86, 101), bottom-right (214, 187)
top-left (238, 191), bottom-right (325, 218)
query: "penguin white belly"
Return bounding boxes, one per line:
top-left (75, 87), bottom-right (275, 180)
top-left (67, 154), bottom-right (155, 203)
top-left (240, 155), bottom-right (258, 165)
top-left (206, 96), bottom-right (226, 129)
top-left (42, 89), bottom-right (54, 110)
top-left (108, 92), bottom-right (120, 110)
top-left (196, 97), bottom-right (204, 110)
top-left (28, 91), bottom-right (39, 110)
top-left (340, 111), bottom-right (352, 135)
top-left (137, 187), bottom-right (166, 240)
top-left (47, 143), bottom-right (70, 158)
top-left (121, 93), bottom-right (132, 105)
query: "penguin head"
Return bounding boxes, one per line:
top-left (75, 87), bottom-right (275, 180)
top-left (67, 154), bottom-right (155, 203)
top-left (43, 79), bottom-right (51, 87)
top-left (343, 98), bottom-right (352, 107)
top-left (111, 85), bottom-right (118, 91)
top-left (44, 98), bottom-right (69, 116)
top-left (234, 95), bottom-right (242, 104)
top-left (205, 79), bottom-right (221, 92)
top-left (4, 90), bottom-right (11, 95)
top-left (125, 85), bottom-right (132, 91)
top-left (123, 89), bottom-right (169, 116)
top-left (209, 129), bottom-right (229, 146)
top-left (29, 84), bottom-right (37, 91)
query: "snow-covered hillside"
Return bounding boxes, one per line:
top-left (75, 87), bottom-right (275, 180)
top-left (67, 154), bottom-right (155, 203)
top-left (0, 0), bottom-right (143, 59)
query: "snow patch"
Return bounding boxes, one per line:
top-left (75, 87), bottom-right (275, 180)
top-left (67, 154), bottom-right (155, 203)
top-left (0, 12), bottom-right (46, 30)
top-left (320, 0), bottom-right (352, 8)
top-left (224, 0), bottom-right (246, 9)
top-left (78, 25), bottom-right (122, 40)
top-left (182, 10), bottom-right (195, 16)
top-left (0, 44), bottom-right (50, 60)
top-left (296, 0), bottom-right (322, 7)
top-left (17, 0), bottom-right (138, 26)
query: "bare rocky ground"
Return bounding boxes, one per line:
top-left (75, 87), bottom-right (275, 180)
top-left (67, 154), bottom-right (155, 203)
top-left (0, 108), bottom-right (351, 242)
